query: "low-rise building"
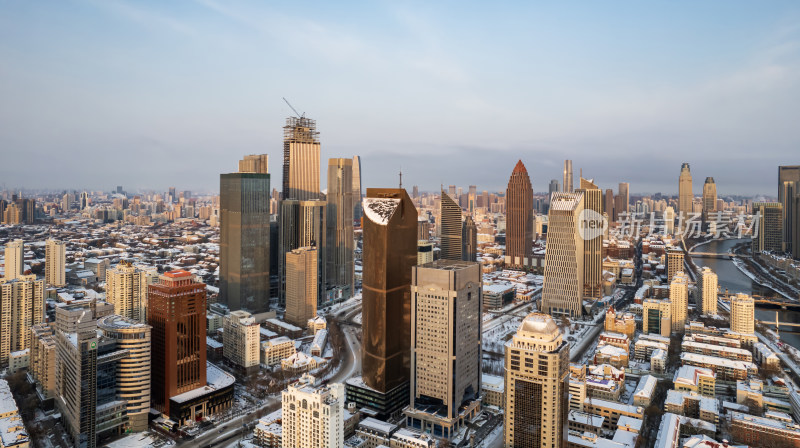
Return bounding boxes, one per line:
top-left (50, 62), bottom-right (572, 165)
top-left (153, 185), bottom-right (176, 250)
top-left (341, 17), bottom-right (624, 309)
top-left (262, 336), bottom-right (296, 366)
top-left (0, 378), bottom-right (30, 448)
top-left (583, 398), bottom-right (643, 432)
top-left (651, 349), bottom-right (667, 373)
top-left (664, 390), bottom-right (719, 424)
top-left (481, 374), bottom-right (504, 409)
top-left (680, 352), bottom-right (757, 381)
top-left (681, 340), bottom-right (753, 362)
top-left (633, 375), bottom-right (657, 407)
top-left (753, 342), bottom-right (781, 370)
top-left (673, 366), bottom-right (715, 397)
top-left (730, 411), bottom-right (800, 448)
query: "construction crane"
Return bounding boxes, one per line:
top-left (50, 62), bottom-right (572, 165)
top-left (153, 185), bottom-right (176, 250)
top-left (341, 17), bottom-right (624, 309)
top-left (282, 97), bottom-right (305, 118)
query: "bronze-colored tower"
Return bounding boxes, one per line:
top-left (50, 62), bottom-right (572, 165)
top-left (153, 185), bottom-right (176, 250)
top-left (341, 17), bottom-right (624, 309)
top-left (505, 160), bottom-right (534, 268)
top-left (148, 270), bottom-right (207, 415)
top-left (361, 188), bottom-right (418, 393)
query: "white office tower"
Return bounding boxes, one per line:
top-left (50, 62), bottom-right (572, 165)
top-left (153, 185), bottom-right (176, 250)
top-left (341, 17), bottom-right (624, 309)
top-left (282, 374), bottom-right (345, 448)
top-left (46, 239), bottom-right (66, 287)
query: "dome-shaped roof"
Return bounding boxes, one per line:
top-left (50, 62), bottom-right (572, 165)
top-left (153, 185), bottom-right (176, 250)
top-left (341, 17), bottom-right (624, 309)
top-left (519, 312), bottom-right (559, 337)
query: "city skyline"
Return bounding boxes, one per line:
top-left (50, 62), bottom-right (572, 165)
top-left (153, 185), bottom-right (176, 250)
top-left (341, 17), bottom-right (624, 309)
top-left (2, 1), bottom-right (800, 194)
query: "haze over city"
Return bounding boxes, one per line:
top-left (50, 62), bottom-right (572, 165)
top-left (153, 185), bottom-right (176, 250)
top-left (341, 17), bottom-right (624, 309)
top-left (2, 1), bottom-right (800, 193)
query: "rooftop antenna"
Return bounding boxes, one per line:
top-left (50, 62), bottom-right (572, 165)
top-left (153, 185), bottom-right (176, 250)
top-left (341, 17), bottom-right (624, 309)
top-left (282, 97), bottom-right (305, 118)
top-left (399, 166), bottom-right (403, 189)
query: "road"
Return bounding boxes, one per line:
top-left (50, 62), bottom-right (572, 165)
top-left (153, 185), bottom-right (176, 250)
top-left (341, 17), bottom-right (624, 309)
top-left (329, 324), bottom-right (362, 384)
top-left (178, 396), bottom-right (281, 448)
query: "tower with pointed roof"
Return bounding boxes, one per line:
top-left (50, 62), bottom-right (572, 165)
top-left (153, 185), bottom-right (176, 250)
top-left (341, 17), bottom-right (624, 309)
top-left (505, 161), bottom-right (534, 269)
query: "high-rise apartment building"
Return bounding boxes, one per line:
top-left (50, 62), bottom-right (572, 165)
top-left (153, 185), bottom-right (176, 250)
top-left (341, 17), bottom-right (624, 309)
top-left (439, 190), bottom-right (463, 261)
top-left (504, 313), bottom-right (569, 448)
top-left (31, 322), bottom-right (56, 400)
top-left (664, 206), bottom-right (676, 234)
top-left (666, 247), bottom-right (684, 282)
top-left (354, 188), bottom-right (417, 415)
top-left (505, 161), bottom-right (534, 268)
top-left (46, 239), bottom-right (66, 287)
top-left (702, 177), bottom-right (717, 222)
top-left (220, 155), bottom-right (271, 313)
top-left (106, 263), bottom-right (148, 322)
top-left (643, 298), bottom-right (672, 337)
top-left (699, 267), bottom-right (718, 316)
top-left (462, 215), bottom-right (477, 262)
top-left (353, 155), bottom-right (363, 222)
top-left (405, 260), bottom-right (482, 439)
top-left (542, 192), bottom-right (585, 317)
top-left (97, 314), bottom-right (152, 432)
top-left (148, 270), bottom-right (207, 415)
top-left (563, 159), bottom-right (574, 193)
top-left (279, 200), bottom-right (327, 306)
top-left (282, 374), bottom-right (345, 448)
top-left (670, 271), bottom-right (689, 332)
top-left (418, 241), bottom-right (434, 265)
top-left (223, 310), bottom-right (260, 372)
top-left (731, 293), bottom-right (755, 334)
top-left (282, 117), bottom-right (321, 201)
top-left (3, 239), bottom-right (23, 280)
top-left (284, 247), bottom-right (318, 327)
top-left (577, 178), bottom-right (602, 298)
top-left (326, 158), bottom-right (355, 300)
top-left (778, 165), bottom-right (800, 257)
top-left (752, 202), bottom-right (784, 254)
top-left (0, 274), bottom-right (44, 366)
top-left (679, 163), bottom-right (693, 217)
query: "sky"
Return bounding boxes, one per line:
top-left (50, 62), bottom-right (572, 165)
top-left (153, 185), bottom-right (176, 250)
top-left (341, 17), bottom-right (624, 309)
top-left (1, 1), bottom-right (799, 197)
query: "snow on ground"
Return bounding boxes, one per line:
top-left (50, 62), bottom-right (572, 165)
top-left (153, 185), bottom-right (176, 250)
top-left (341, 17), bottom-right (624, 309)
top-left (105, 434), bottom-right (168, 448)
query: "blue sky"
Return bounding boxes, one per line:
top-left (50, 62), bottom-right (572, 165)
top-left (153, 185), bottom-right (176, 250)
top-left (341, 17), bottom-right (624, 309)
top-left (1, 1), bottom-right (799, 196)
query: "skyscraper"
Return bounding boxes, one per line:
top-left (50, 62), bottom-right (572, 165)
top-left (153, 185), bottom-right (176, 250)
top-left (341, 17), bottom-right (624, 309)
top-left (504, 313), bottom-right (569, 448)
top-left (670, 271), bottom-right (689, 332)
top-left (353, 155), bottom-right (363, 223)
top-left (238, 154), bottom-right (268, 174)
top-left (679, 163), bottom-right (693, 217)
top-left (778, 165), bottom-right (800, 257)
top-left (405, 260), bottom-right (482, 439)
top-left (462, 215), bottom-right (478, 262)
top-left (468, 185), bottom-right (477, 215)
top-left (0, 274), bottom-right (44, 367)
top-left (643, 298), bottom-right (672, 337)
top-left (702, 177), bottom-right (717, 222)
top-left (3, 239), bottom-right (23, 280)
top-left (148, 270), bottom-right (207, 415)
top-left (220, 155), bottom-right (271, 313)
top-left (549, 179), bottom-right (560, 196)
top-left (222, 310), bottom-right (260, 372)
top-left (731, 293), bottom-right (755, 334)
top-left (439, 190), bottom-right (463, 261)
top-left (664, 206), bottom-right (675, 234)
top-left (505, 161), bottom-right (534, 269)
top-left (282, 374), bottom-right (345, 448)
top-left (604, 188), bottom-right (615, 222)
top-left (46, 238), bottom-right (66, 287)
top-left (106, 263), bottom-right (148, 322)
top-left (563, 159), bottom-right (574, 193)
top-left (577, 178), bottom-right (602, 299)
top-left (699, 267), bottom-right (718, 316)
top-left (616, 182), bottom-right (630, 218)
top-left (80, 191), bottom-right (89, 210)
top-left (279, 200), bottom-right (326, 306)
top-left (55, 304), bottom-right (98, 448)
top-left (752, 202), bottom-right (783, 254)
top-left (282, 117), bottom-right (321, 201)
top-left (356, 188), bottom-right (417, 415)
top-left (542, 192), bottom-right (585, 318)
top-left (97, 315), bottom-right (152, 432)
top-left (326, 158), bottom-right (355, 300)
top-left (285, 247), bottom-right (318, 327)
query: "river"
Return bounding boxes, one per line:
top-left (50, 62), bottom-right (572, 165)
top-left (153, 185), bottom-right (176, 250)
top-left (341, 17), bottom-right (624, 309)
top-left (691, 238), bottom-right (800, 349)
